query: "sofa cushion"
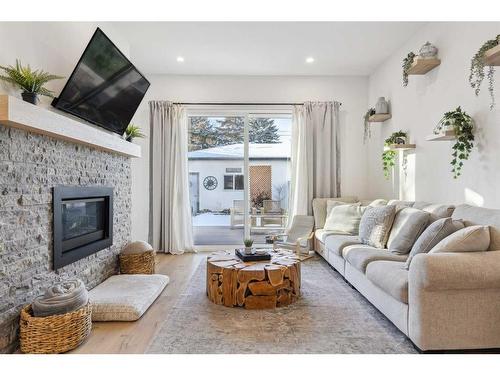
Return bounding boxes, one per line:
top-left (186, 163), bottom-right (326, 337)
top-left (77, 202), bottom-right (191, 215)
top-left (422, 204), bottom-right (455, 223)
top-left (359, 205), bottom-right (397, 248)
top-left (324, 204), bottom-right (365, 235)
top-left (315, 229), bottom-right (338, 243)
top-left (343, 245), bottom-right (407, 273)
top-left (412, 201), bottom-right (431, 210)
top-left (387, 200), bottom-right (414, 207)
top-left (452, 204), bottom-right (500, 251)
top-left (366, 261), bottom-right (409, 303)
top-left (404, 217), bottom-right (465, 269)
top-left (387, 207), bottom-right (430, 255)
top-left (312, 196), bottom-right (358, 229)
top-left (324, 235), bottom-right (362, 256)
top-left (89, 274), bottom-right (169, 321)
top-left (430, 225), bottom-right (490, 253)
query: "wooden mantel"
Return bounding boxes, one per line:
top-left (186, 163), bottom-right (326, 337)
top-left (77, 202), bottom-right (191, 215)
top-left (0, 95), bottom-right (141, 158)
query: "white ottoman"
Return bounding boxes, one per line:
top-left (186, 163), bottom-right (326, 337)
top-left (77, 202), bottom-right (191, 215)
top-left (89, 274), bottom-right (169, 321)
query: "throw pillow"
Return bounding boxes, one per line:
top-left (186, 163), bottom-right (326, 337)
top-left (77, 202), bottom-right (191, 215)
top-left (429, 225), bottom-right (490, 254)
top-left (324, 204), bottom-right (365, 235)
top-left (368, 199), bottom-right (388, 207)
top-left (387, 207), bottom-right (430, 255)
top-left (359, 205), bottom-right (397, 249)
top-left (326, 200), bottom-right (347, 218)
top-left (387, 200), bottom-right (414, 207)
top-left (422, 204), bottom-right (455, 223)
top-left (403, 217), bottom-right (464, 270)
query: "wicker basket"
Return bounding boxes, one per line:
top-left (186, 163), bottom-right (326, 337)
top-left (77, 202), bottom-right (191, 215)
top-left (119, 250), bottom-right (156, 274)
top-left (19, 303), bottom-right (92, 354)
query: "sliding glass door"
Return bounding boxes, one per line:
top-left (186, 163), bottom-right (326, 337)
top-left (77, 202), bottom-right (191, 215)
top-left (187, 109), bottom-right (291, 248)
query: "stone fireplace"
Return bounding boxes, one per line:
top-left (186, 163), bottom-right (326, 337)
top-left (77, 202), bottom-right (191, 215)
top-left (0, 98), bottom-right (136, 352)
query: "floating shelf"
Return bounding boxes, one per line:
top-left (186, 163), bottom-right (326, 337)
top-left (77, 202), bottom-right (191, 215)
top-left (368, 113), bottom-right (391, 122)
top-left (389, 144), bottom-right (416, 151)
top-left (426, 130), bottom-right (456, 141)
top-left (0, 95), bottom-right (141, 158)
top-left (484, 44), bottom-right (500, 66)
top-left (407, 58), bottom-right (441, 75)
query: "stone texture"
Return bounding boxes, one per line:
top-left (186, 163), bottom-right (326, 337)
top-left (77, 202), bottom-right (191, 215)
top-left (0, 124), bottom-right (132, 353)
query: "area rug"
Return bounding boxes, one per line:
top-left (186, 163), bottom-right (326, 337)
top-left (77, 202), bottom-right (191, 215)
top-left (147, 256), bottom-right (417, 354)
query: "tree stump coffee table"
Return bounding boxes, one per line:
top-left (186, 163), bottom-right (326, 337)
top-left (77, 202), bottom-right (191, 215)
top-left (206, 250), bottom-right (301, 309)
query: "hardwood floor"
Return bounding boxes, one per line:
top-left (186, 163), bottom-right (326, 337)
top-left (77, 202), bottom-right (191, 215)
top-left (73, 252), bottom-right (206, 354)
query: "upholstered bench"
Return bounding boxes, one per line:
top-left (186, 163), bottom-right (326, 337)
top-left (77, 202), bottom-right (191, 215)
top-left (89, 274), bottom-right (169, 321)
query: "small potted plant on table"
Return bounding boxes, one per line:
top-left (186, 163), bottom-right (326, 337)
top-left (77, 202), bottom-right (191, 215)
top-left (0, 60), bottom-right (63, 104)
top-left (243, 238), bottom-right (254, 255)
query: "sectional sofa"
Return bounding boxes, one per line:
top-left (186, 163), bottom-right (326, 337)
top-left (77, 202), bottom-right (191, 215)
top-left (312, 197), bottom-right (500, 351)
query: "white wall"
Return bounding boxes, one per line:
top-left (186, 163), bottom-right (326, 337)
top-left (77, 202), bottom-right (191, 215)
top-left (367, 22), bottom-right (500, 208)
top-left (131, 75), bottom-right (369, 241)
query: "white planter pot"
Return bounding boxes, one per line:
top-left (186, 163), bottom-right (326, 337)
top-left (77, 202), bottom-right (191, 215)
top-left (244, 247), bottom-right (253, 255)
top-left (375, 97), bottom-right (389, 114)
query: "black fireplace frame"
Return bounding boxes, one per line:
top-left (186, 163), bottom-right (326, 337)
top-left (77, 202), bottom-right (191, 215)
top-left (53, 185), bottom-right (113, 269)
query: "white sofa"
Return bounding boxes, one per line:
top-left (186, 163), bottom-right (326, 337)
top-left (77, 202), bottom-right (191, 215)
top-left (312, 197), bottom-right (500, 351)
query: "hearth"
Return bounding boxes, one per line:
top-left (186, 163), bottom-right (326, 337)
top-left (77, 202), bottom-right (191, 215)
top-left (53, 186), bottom-right (113, 269)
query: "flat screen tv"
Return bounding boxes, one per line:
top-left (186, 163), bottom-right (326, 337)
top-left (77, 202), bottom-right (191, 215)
top-left (52, 28), bottom-right (150, 136)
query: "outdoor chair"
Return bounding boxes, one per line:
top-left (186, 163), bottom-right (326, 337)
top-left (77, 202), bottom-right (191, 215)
top-left (230, 199), bottom-right (245, 229)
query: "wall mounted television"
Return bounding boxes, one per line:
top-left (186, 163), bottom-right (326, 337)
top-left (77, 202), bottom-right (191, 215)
top-left (52, 28), bottom-right (150, 136)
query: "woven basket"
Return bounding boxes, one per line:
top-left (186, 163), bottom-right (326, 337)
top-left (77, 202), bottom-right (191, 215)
top-left (119, 250), bottom-right (156, 274)
top-left (19, 303), bottom-right (92, 354)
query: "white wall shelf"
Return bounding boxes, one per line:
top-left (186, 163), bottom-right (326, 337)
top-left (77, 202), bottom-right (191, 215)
top-left (368, 113), bottom-right (391, 122)
top-left (0, 95), bottom-right (140, 158)
top-left (426, 130), bottom-right (456, 141)
top-left (389, 143), bottom-right (416, 151)
top-left (484, 44), bottom-right (500, 66)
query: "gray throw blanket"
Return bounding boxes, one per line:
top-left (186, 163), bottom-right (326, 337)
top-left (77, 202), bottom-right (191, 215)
top-left (32, 279), bottom-right (89, 317)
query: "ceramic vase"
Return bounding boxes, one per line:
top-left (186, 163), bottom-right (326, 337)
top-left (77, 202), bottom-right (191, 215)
top-left (21, 92), bottom-right (38, 105)
top-left (419, 42), bottom-right (438, 59)
top-left (375, 97), bottom-right (388, 114)
top-left (244, 247), bottom-right (253, 255)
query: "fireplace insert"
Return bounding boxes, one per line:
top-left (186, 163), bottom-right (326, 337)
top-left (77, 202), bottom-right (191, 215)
top-left (53, 186), bottom-right (113, 269)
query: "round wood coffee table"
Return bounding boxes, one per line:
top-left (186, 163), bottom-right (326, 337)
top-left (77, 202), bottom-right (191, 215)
top-left (206, 251), bottom-right (301, 309)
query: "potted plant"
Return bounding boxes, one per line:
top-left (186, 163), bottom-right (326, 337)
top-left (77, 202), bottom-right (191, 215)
top-left (0, 60), bottom-right (63, 104)
top-left (402, 52), bottom-right (416, 87)
top-left (363, 108), bottom-right (375, 143)
top-left (469, 34), bottom-right (500, 110)
top-left (243, 238), bottom-right (254, 255)
top-left (381, 131), bottom-right (408, 179)
top-left (436, 107), bottom-right (474, 179)
top-left (125, 124), bottom-right (146, 142)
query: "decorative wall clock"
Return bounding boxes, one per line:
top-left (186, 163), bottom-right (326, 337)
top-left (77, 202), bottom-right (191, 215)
top-left (203, 176), bottom-right (218, 190)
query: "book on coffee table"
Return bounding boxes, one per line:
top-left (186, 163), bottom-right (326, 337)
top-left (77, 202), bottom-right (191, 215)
top-left (235, 248), bottom-right (271, 262)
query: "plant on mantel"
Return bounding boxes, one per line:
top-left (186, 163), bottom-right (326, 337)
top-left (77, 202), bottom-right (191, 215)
top-left (435, 107), bottom-right (474, 179)
top-left (382, 130), bottom-right (408, 179)
top-left (363, 108), bottom-right (375, 143)
top-left (124, 123), bottom-right (146, 142)
top-left (469, 34), bottom-right (500, 110)
top-left (0, 59), bottom-right (63, 105)
top-left (402, 52), bottom-right (416, 87)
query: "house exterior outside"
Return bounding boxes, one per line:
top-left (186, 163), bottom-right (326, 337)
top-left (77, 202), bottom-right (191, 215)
top-left (188, 142), bottom-right (290, 213)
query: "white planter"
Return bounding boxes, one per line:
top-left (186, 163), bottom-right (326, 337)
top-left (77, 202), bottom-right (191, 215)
top-left (375, 97), bottom-right (389, 114)
top-left (244, 247), bottom-right (253, 255)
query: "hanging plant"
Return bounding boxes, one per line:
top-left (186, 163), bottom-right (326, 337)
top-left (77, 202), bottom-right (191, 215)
top-left (381, 131), bottom-right (408, 179)
top-left (402, 52), bottom-right (416, 87)
top-left (436, 107), bottom-right (474, 179)
top-left (469, 34), bottom-right (500, 110)
top-left (363, 108), bottom-right (375, 143)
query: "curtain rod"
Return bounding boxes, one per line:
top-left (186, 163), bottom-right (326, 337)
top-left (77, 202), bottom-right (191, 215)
top-left (172, 102), bottom-right (342, 106)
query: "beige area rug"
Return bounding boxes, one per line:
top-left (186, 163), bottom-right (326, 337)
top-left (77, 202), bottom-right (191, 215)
top-left (147, 256), bottom-right (417, 354)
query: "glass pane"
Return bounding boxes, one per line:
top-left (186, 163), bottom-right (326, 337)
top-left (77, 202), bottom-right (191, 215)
top-left (235, 175), bottom-right (244, 190)
top-left (188, 116), bottom-right (244, 246)
top-left (224, 175), bottom-right (234, 189)
top-left (62, 199), bottom-right (104, 240)
top-left (248, 116), bottom-right (292, 245)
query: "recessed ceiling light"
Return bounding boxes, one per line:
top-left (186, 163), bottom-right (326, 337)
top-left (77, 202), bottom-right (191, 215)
top-left (176, 56), bottom-right (185, 63)
top-left (306, 57), bottom-right (315, 63)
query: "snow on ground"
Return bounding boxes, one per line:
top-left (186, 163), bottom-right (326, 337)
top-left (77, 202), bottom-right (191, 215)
top-left (192, 212), bottom-right (231, 226)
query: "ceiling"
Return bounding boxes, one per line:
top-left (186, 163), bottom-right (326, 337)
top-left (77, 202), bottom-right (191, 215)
top-left (112, 22), bottom-right (425, 76)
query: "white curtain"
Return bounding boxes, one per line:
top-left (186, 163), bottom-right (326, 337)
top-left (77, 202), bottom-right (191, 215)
top-left (289, 101), bottom-right (341, 218)
top-left (149, 101), bottom-right (194, 254)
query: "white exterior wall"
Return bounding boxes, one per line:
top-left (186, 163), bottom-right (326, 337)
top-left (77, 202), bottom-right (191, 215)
top-left (189, 158), bottom-right (290, 211)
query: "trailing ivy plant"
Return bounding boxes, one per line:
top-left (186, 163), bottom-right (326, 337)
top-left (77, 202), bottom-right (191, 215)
top-left (402, 52), bottom-right (416, 87)
top-left (469, 34), bottom-right (500, 110)
top-left (381, 131), bottom-right (408, 179)
top-left (363, 108), bottom-right (375, 143)
top-left (437, 107), bottom-right (474, 179)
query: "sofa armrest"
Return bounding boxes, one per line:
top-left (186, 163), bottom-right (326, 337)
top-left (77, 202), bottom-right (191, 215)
top-left (409, 251), bottom-right (500, 291)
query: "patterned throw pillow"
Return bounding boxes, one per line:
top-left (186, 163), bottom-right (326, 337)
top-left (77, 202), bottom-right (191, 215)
top-left (403, 217), bottom-right (464, 270)
top-left (359, 205), bottom-right (397, 249)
